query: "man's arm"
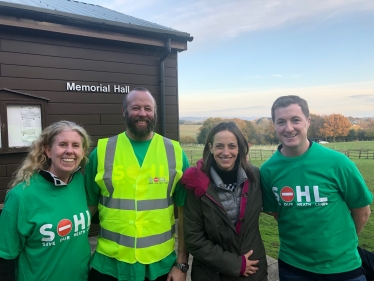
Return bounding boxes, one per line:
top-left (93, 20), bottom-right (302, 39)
top-left (167, 206), bottom-right (189, 281)
top-left (89, 205), bottom-right (98, 217)
top-left (84, 148), bottom-right (101, 219)
top-left (351, 205), bottom-right (371, 235)
top-left (176, 206), bottom-right (189, 263)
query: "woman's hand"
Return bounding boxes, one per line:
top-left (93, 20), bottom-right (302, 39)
top-left (243, 250), bottom-right (259, 276)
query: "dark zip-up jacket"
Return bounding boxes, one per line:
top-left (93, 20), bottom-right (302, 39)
top-left (182, 160), bottom-right (268, 281)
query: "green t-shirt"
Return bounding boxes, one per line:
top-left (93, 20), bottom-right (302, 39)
top-left (85, 133), bottom-right (189, 281)
top-left (261, 143), bottom-right (373, 274)
top-left (0, 172), bottom-right (91, 281)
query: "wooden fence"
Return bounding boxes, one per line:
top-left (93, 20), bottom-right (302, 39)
top-left (183, 147), bottom-right (374, 165)
top-left (248, 149), bottom-right (374, 160)
top-left (338, 150), bottom-right (374, 159)
top-left (248, 149), bottom-right (276, 161)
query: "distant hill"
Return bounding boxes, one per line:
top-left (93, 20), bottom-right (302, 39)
top-left (180, 116), bottom-right (259, 123)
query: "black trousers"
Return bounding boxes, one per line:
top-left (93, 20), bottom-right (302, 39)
top-left (88, 268), bottom-right (169, 281)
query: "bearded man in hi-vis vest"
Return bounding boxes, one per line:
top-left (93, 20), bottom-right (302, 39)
top-left (85, 87), bottom-right (190, 281)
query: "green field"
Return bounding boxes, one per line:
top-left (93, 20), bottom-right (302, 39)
top-left (323, 141), bottom-right (374, 151)
top-left (180, 124), bottom-right (201, 138)
top-left (181, 143), bottom-right (374, 259)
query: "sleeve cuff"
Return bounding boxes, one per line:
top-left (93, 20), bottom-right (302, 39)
top-left (240, 255), bottom-right (246, 275)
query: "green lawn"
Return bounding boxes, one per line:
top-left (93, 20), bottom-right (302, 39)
top-left (323, 140), bottom-right (374, 151)
top-left (179, 124), bottom-right (201, 138)
top-left (181, 144), bottom-right (374, 259)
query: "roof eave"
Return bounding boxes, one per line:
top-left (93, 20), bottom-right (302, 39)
top-left (0, 1), bottom-right (193, 42)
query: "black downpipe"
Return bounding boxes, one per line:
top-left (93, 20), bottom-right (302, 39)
top-left (159, 38), bottom-right (171, 136)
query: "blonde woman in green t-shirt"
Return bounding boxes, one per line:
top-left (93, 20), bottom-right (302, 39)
top-left (0, 120), bottom-right (92, 281)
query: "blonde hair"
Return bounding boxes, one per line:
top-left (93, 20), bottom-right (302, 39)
top-left (10, 120), bottom-right (91, 187)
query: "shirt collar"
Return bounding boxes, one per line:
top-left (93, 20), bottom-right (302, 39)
top-left (39, 167), bottom-right (81, 186)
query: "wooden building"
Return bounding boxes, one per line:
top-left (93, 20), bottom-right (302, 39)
top-left (0, 0), bottom-right (193, 207)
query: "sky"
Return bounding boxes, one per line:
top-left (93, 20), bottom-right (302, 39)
top-left (84, 0), bottom-right (374, 118)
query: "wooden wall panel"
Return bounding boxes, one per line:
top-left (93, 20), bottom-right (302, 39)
top-left (166, 123), bottom-right (178, 133)
top-left (0, 26), bottom-right (182, 205)
top-left (165, 86), bottom-right (177, 96)
top-left (164, 77), bottom-right (177, 87)
top-left (6, 164), bottom-right (18, 177)
top-left (47, 104), bottom-right (122, 115)
top-left (164, 67), bottom-right (177, 77)
top-left (165, 106), bottom-right (178, 115)
top-left (47, 115), bottom-right (101, 125)
top-left (0, 153), bottom-right (27, 165)
top-left (0, 190), bottom-right (8, 203)
top-left (101, 115), bottom-right (124, 125)
top-left (2, 65), bottom-right (159, 85)
top-left (84, 125), bottom-right (126, 136)
top-left (165, 96), bottom-right (177, 105)
top-left (0, 53), bottom-right (168, 76)
top-left (165, 115), bottom-right (179, 124)
top-left (1, 39), bottom-right (177, 68)
top-left (0, 178), bottom-right (11, 190)
top-left (0, 166), bottom-right (6, 177)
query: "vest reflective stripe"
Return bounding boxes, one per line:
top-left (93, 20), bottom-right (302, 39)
top-left (163, 137), bottom-right (176, 199)
top-left (95, 133), bottom-right (183, 264)
top-left (99, 196), bottom-right (173, 211)
top-left (100, 224), bottom-right (176, 248)
top-left (103, 135), bottom-right (117, 195)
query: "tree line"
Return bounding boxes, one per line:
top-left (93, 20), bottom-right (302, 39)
top-left (180, 115), bottom-right (374, 145)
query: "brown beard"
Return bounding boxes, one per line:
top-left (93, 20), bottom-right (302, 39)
top-left (124, 113), bottom-right (156, 139)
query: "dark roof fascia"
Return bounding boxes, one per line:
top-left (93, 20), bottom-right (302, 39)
top-left (0, 1), bottom-right (193, 42)
top-left (1, 88), bottom-right (50, 101)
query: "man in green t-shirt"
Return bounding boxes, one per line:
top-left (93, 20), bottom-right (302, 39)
top-left (261, 95), bottom-right (373, 281)
top-left (85, 87), bottom-right (189, 281)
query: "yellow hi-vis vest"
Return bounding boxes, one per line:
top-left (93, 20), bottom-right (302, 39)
top-left (95, 133), bottom-right (183, 264)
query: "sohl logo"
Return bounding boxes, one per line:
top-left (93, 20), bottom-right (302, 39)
top-left (149, 177), bottom-right (168, 184)
top-left (39, 210), bottom-right (91, 246)
top-left (272, 186), bottom-right (328, 207)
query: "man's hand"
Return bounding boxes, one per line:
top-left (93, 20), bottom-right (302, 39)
top-left (166, 265), bottom-right (187, 281)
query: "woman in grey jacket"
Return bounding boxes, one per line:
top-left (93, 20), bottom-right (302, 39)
top-left (182, 122), bottom-right (268, 281)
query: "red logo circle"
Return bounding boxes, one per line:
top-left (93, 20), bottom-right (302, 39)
top-left (154, 177), bottom-right (159, 183)
top-left (57, 219), bottom-right (72, 237)
top-left (280, 186), bottom-right (294, 202)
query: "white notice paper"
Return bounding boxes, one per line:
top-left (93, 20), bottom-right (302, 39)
top-left (7, 105), bottom-right (42, 147)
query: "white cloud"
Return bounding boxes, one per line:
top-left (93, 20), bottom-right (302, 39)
top-left (85, 0), bottom-right (374, 47)
top-left (271, 74), bottom-right (283, 78)
top-left (146, 0), bottom-right (374, 42)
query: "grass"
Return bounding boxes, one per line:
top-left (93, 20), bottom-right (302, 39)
top-left (180, 124), bottom-right (201, 138)
top-left (181, 143), bottom-right (374, 259)
top-left (323, 141), bottom-right (374, 151)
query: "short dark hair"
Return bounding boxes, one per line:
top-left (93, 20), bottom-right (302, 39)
top-left (201, 122), bottom-right (254, 181)
top-left (271, 95), bottom-right (309, 122)
top-left (122, 87), bottom-right (157, 115)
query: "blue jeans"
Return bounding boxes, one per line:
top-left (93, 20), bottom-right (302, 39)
top-left (279, 267), bottom-right (367, 281)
